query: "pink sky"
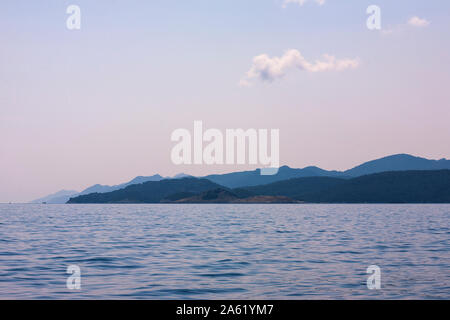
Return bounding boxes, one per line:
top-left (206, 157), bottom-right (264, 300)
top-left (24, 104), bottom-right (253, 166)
top-left (1, 1), bottom-right (449, 202)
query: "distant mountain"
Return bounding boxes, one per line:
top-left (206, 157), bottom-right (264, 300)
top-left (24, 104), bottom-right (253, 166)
top-left (79, 174), bottom-right (164, 195)
top-left (34, 154), bottom-right (450, 203)
top-left (32, 173), bottom-right (192, 203)
top-left (67, 170), bottom-right (450, 204)
top-left (30, 190), bottom-right (79, 204)
top-left (203, 154), bottom-right (450, 188)
top-left (67, 178), bottom-right (222, 203)
top-left (237, 170), bottom-right (450, 203)
top-left (203, 165), bottom-right (344, 188)
top-left (344, 154), bottom-right (450, 177)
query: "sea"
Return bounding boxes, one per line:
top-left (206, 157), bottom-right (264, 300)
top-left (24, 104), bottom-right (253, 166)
top-left (0, 204), bottom-right (449, 299)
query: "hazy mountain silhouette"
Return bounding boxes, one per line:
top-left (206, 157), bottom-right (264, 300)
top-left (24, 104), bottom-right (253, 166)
top-left (344, 154), bottom-right (450, 177)
top-left (79, 174), bottom-right (164, 195)
top-left (203, 154), bottom-right (450, 188)
top-left (33, 154), bottom-right (450, 203)
top-left (68, 178), bottom-right (222, 203)
top-left (68, 170), bottom-right (450, 203)
top-left (31, 173), bottom-right (193, 203)
top-left (30, 190), bottom-right (79, 204)
top-left (203, 165), bottom-right (344, 188)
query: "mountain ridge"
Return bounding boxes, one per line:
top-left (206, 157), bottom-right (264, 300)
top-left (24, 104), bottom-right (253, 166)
top-left (343, 154), bottom-right (450, 177)
top-left (67, 170), bottom-right (450, 204)
top-left (32, 153), bottom-right (450, 203)
top-left (67, 178), bottom-right (222, 204)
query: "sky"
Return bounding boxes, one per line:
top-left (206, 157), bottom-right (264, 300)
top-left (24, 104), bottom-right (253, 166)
top-left (1, 0), bottom-right (450, 202)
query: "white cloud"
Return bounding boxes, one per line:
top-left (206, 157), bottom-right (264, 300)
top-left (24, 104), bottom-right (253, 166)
top-left (282, 0), bottom-right (325, 8)
top-left (240, 49), bottom-right (359, 86)
top-left (407, 16), bottom-right (430, 27)
top-left (381, 16), bottom-right (430, 36)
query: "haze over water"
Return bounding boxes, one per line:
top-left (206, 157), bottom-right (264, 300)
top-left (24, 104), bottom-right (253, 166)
top-left (0, 204), bottom-right (449, 299)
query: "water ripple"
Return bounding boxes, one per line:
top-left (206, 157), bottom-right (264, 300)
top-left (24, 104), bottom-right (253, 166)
top-left (0, 203), bottom-right (449, 299)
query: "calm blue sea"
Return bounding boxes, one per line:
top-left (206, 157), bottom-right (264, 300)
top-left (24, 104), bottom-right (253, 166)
top-left (0, 204), bottom-right (449, 299)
